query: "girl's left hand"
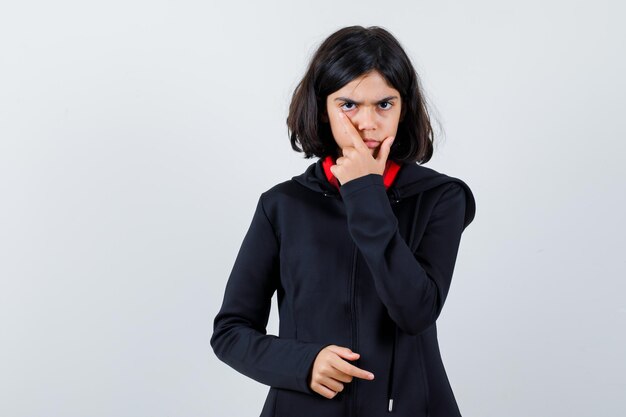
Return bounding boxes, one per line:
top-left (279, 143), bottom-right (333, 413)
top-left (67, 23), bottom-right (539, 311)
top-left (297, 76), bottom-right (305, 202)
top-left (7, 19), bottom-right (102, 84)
top-left (329, 108), bottom-right (395, 185)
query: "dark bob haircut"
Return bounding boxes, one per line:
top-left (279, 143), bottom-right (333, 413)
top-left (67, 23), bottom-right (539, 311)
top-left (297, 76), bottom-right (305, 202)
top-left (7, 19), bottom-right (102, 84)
top-left (286, 25), bottom-right (435, 164)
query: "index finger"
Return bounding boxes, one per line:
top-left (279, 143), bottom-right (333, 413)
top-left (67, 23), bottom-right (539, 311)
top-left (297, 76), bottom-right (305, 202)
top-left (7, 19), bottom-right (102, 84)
top-left (332, 357), bottom-right (374, 380)
top-left (335, 108), bottom-right (368, 152)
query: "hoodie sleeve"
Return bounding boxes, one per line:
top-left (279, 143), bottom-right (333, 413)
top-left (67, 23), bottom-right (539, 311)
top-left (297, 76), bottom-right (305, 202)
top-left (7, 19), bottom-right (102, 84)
top-left (210, 193), bottom-right (331, 395)
top-left (339, 173), bottom-right (470, 336)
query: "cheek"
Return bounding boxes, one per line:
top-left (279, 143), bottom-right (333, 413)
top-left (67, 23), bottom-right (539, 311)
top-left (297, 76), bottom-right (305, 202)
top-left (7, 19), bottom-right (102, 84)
top-left (328, 121), bottom-right (341, 143)
top-left (328, 119), bottom-right (349, 144)
top-left (386, 113), bottom-right (402, 132)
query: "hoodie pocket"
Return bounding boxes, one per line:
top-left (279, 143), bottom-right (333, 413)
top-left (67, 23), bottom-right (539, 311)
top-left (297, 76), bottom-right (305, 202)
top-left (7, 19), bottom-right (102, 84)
top-left (387, 333), bottom-right (430, 414)
top-left (417, 335), bottom-right (431, 414)
top-left (273, 387), bottom-right (346, 417)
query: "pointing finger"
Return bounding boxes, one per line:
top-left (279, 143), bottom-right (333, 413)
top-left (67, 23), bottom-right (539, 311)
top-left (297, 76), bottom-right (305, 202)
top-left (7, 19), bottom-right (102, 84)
top-left (332, 358), bottom-right (375, 381)
top-left (336, 109), bottom-right (368, 152)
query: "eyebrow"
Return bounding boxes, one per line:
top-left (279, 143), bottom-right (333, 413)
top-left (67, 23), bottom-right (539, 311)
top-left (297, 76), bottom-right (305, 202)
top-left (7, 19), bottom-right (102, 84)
top-left (333, 95), bottom-right (399, 104)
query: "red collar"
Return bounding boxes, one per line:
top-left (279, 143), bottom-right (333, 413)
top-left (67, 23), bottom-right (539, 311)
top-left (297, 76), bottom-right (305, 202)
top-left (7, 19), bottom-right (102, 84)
top-left (322, 155), bottom-right (401, 191)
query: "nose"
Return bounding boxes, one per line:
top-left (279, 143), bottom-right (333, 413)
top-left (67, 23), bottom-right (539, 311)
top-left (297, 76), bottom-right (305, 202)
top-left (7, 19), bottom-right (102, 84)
top-left (354, 106), bottom-right (377, 131)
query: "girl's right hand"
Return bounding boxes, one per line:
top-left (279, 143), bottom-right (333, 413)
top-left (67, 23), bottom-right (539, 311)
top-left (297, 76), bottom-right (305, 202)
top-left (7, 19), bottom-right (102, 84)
top-left (307, 345), bottom-right (375, 399)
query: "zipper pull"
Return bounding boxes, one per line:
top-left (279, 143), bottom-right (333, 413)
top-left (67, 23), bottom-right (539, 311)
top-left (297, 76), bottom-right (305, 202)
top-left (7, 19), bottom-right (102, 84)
top-left (388, 398), bottom-right (394, 412)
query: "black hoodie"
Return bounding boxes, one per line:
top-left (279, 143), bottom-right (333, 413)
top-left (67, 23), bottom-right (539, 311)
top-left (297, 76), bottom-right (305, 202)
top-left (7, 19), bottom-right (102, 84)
top-left (211, 157), bottom-right (476, 417)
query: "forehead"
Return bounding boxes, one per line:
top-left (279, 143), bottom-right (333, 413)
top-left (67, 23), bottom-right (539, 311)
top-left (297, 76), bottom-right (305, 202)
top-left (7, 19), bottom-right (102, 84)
top-left (330, 71), bottom-right (399, 98)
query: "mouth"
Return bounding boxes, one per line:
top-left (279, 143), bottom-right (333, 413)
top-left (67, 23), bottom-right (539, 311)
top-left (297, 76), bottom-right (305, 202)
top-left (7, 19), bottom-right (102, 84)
top-left (363, 138), bottom-right (380, 149)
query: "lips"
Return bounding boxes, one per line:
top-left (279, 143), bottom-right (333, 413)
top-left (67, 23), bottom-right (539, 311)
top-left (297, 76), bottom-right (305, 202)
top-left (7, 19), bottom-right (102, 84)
top-left (364, 139), bottom-right (380, 149)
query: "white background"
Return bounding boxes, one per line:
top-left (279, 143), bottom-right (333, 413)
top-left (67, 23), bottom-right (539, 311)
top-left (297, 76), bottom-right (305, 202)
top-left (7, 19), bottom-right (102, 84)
top-left (1, 1), bottom-right (624, 416)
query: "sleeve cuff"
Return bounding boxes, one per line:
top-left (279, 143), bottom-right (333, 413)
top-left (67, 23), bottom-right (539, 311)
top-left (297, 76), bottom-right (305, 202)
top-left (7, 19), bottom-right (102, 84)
top-left (297, 342), bottom-right (333, 394)
top-left (338, 173), bottom-right (385, 199)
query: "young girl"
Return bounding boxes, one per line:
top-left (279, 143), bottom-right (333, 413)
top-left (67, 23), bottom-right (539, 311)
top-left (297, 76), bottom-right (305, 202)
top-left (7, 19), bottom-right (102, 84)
top-left (211, 25), bottom-right (476, 417)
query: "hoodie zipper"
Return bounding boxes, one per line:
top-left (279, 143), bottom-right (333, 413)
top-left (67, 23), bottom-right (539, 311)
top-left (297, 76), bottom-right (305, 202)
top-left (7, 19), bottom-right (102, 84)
top-left (348, 243), bottom-right (359, 417)
top-left (324, 186), bottom-right (402, 414)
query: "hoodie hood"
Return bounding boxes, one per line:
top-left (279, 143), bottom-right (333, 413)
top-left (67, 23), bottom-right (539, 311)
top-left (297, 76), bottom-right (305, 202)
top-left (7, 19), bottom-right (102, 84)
top-left (292, 158), bottom-right (476, 229)
top-left (321, 155), bottom-right (402, 191)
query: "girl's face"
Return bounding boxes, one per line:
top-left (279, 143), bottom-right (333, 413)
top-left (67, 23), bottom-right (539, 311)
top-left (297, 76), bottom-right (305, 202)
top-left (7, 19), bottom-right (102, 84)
top-left (323, 70), bottom-right (403, 159)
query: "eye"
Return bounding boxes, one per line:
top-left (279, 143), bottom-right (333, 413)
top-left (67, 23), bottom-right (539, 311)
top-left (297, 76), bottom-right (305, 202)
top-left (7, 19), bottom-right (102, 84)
top-left (339, 101), bottom-right (394, 111)
top-left (340, 102), bottom-right (356, 111)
